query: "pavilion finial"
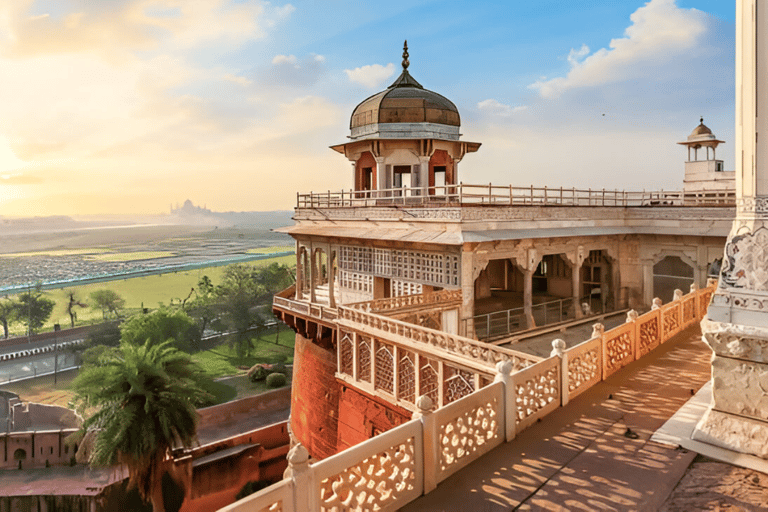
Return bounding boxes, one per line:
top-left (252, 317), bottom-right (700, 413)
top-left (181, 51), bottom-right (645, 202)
top-left (402, 40), bottom-right (409, 70)
top-left (700, 116), bottom-right (704, 124)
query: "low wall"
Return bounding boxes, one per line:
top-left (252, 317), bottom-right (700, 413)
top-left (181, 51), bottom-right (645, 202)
top-left (197, 387), bottom-right (291, 430)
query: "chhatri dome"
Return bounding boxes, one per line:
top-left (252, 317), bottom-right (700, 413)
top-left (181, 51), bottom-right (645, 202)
top-left (349, 41), bottom-right (461, 141)
top-left (677, 117), bottom-right (725, 161)
top-left (332, 41), bottom-right (479, 193)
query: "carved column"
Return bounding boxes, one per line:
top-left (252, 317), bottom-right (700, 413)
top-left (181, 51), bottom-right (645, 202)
top-left (566, 246), bottom-right (585, 319)
top-left (695, 0), bottom-right (768, 459)
top-left (515, 247), bottom-right (540, 329)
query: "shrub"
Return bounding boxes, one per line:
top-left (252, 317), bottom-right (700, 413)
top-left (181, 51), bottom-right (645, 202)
top-left (248, 364), bottom-right (271, 382)
top-left (265, 372), bottom-right (287, 388)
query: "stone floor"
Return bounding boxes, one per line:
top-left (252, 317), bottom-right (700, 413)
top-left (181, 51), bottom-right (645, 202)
top-left (402, 325), bottom-right (768, 512)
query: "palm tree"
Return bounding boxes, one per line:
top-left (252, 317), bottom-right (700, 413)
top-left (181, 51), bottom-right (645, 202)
top-left (71, 340), bottom-right (210, 512)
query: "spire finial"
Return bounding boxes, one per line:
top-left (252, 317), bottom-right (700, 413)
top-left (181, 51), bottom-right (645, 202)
top-left (700, 116), bottom-right (704, 125)
top-left (402, 40), bottom-right (409, 70)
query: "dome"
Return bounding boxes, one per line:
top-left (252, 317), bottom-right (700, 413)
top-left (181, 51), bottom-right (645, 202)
top-left (349, 42), bottom-right (460, 140)
top-left (687, 117), bottom-right (715, 141)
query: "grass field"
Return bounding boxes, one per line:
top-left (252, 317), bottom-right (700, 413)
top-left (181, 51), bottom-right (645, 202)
top-left (5, 252), bottom-right (295, 337)
top-left (247, 246), bottom-right (293, 254)
top-left (193, 330), bottom-right (295, 378)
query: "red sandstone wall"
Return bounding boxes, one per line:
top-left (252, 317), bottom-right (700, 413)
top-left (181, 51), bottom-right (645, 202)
top-left (290, 333), bottom-right (340, 460)
top-left (336, 383), bottom-right (411, 452)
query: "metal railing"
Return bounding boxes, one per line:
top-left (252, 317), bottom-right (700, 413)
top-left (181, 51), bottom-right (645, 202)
top-left (466, 295), bottom-right (611, 340)
top-left (296, 183), bottom-right (735, 209)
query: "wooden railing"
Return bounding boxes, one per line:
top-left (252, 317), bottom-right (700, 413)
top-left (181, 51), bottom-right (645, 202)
top-left (230, 284), bottom-right (714, 512)
top-left (297, 183), bottom-right (735, 209)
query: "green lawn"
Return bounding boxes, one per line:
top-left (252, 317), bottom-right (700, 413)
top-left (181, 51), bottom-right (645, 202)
top-left (193, 330), bottom-right (295, 378)
top-left (5, 252), bottom-right (295, 337)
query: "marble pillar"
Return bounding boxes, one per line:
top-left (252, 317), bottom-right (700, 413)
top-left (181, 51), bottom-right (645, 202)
top-left (694, 0), bottom-right (768, 459)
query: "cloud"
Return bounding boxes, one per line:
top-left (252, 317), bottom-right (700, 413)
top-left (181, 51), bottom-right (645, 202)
top-left (223, 73), bottom-right (253, 86)
top-left (0, 0), bottom-right (295, 60)
top-left (477, 99), bottom-right (527, 117)
top-left (263, 53), bottom-right (326, 88)
top-left (344, 63), bottom-right (395, 88)
top-left (530, 0), bottom-right (708, 98)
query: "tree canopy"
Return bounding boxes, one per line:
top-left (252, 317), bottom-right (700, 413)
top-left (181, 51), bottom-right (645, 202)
top-left (72, 339), bottom-right (210, 512)
top-left (90, 289), bottom-right (125, 320)
top-left (121, 309), bottom-right (200, 353)
top-left (16, 291), bottom-right (55, 335)
top-left (0, 298), bottom-right (18, 339)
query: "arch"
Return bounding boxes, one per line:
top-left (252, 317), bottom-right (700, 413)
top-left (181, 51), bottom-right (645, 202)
top-left (355, 151), bottom-right (377, 192)
top-left (429, 149), bottom-right (454, 191)
top-left (653, 255), bottom-right (695, 303)
top-left (13, 448), bottom-right (27, 460)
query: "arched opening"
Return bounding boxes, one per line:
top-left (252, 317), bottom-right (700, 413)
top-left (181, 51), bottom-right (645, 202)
top-left (429, 150), bottom-right (454, 195)
top-left (13, 448), bottom-right (27, 460)
top-left (654, 255), bottom-right (694, 303)
top-left (355, 151), bottom-right (377, 194)
top-left (581, 250), bottom-right (613, 314)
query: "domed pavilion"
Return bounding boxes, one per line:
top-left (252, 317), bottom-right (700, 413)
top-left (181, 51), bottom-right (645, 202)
top-left (331, 42), bottom-right (480, 195)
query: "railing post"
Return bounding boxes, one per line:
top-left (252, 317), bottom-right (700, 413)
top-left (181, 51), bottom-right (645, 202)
top-left (592, 322), bottom-right (605, 381)
top-left (544, 185), bottom-right (547, 204)
top-left (652, 297), bottom-right (662, 310)
top-left (494, 361), bottom-right (516, 442)
top-left (284, 444), bottom-right (314, 511)
top-left (551, 339), bottom-right (569, 406)
top-left (673, 289), bottom-right (683, 301)
top-left (489, 182), bottom-right (492, 203)
top-left (413, 395), bottom-right (438, 493)
top-left (509, 184), bottom-right (513, 204)
top-left (530, 184), bottom-right (533, 204)
top-left (459, 182), bottom-right (463, 204)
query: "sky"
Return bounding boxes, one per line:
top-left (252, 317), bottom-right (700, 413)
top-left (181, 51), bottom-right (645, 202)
top-left (0, 0), bottom-right (736, 216)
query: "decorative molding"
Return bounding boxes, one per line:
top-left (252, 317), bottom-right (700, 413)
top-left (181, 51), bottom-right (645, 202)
top-left (719, 226), bottom-right (768, 291)
top-left (736, 196), bottom-right (768, 217)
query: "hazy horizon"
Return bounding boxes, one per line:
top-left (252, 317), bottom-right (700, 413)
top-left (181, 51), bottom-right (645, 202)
top-left (0, 1), bottom-right (735, 216)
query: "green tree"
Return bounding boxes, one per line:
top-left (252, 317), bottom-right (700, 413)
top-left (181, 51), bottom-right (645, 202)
top-left (0, 298), bottom-right (18, 339)
top-left (253, 263), bottom-right (294, 344)
top-left (184, 276), bottom-right (219, 335)
top-left (17, 291), bottom-right (55, 335)
top-left (215, 264), bottom-right (261, 357)
top-left (71, 340), bottom-right (210, 512)
top-left (90, 289), bottom-right (125, 320)
top-left (121, 309), bottom-right (200, 353)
